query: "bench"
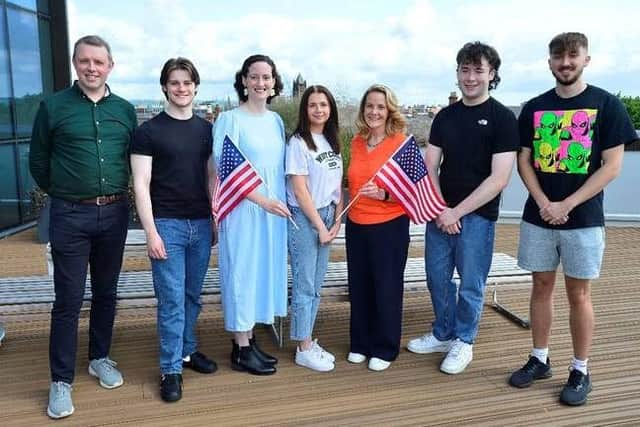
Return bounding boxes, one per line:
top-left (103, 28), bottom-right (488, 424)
top-left (1, 252), bottom-right (531, 345)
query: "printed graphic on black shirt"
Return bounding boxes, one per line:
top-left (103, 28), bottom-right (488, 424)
top-left (532, 109), bottom-right (597, 174)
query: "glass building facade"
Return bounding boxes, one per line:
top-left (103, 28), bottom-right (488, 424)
top-left (0, 0), bottom-right (69, 233)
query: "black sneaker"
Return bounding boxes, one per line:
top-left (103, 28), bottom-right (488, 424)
top-left (560, 369), bottom-right (592, 406)
top-left (509, 356), bottom-right (552, 388)
top-left (160, 373), bottom-right (183, 403)
top-left (183, 351), bottom-right (218, 374)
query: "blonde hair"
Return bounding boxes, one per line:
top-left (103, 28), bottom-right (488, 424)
top-left (355, 84), bottom-right (407, 139)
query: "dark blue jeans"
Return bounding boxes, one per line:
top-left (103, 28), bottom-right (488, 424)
top-left (49, 197), bottom-right (128, 383)
top-left (151, 218), bottom-right (212, 374)
top-left (346, 215), bottom-right (409, 361)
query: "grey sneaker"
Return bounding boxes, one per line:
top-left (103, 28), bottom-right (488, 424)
top-left (47, 381), bottom-right (74, 419)
top-left (88, 357), bottom-right (124, 389)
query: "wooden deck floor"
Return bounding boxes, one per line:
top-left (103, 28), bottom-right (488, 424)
top-left (0, 224), bottom-right (639, 426)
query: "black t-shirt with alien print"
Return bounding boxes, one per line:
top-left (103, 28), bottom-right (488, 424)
top-left (519, 85), bottom-right (637, 229)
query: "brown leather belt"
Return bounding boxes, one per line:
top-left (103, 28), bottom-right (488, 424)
top-left (77, 194), bottom-right (124, 206)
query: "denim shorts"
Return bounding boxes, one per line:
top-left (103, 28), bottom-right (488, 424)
top-left (517, 221), bottom-right (605, 279)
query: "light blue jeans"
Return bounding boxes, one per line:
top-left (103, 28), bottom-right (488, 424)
top-left (151, 218), bottom-right (212, 374)
top-left (288, 204), bottom-right (336, 341)
top-left (425, 213), bottom-right (495, 344)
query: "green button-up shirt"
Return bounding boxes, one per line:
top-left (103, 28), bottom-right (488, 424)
top-left (29, 82), bottom-right (137, 201)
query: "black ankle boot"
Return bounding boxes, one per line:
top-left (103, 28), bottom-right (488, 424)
top-left (231, 343), bottom-right (276, 375)
top-left (250, 337), bottom-right (278, 365)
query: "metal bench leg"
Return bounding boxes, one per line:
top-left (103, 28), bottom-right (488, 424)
top-left (270, 317), bottom-right (285, 348)
top-left (489, 282), bottom-right (530, 329)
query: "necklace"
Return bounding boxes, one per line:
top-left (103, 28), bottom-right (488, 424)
top-left (366, 137), bottom-right (384, 148)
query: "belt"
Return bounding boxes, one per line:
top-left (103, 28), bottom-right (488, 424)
top-left (77, 194), bottom-right (125, 206)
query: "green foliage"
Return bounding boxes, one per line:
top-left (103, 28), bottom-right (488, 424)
top-left (339, 127), bottom-right (353, 184)
top-left (619, 94), bottom-right (640, 129)
top-left (270, 98), bottom-right (299, 138)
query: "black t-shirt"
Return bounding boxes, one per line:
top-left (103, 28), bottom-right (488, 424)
top-left (519, 85), bottom-right (638, 229)
top-left (429, 97), bottom-right (519, 221)
top-left (131, 111), bottom-right (213, 219)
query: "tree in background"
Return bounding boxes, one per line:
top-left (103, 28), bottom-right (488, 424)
top-left (619, 95), bottom-right (640, 129)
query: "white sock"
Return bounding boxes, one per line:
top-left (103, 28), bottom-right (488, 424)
top-left (531, 347), bottom-right (549, 364)
top-left (571, 357), bottom-right (588, 375)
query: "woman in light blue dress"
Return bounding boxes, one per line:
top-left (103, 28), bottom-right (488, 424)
top-left (213, 54), bottom-right (290, 375)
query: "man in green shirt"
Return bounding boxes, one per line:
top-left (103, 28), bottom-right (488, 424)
top-left (29, 35), bottom-right (136, 420)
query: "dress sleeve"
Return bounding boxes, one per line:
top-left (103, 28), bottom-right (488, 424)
top-left (212, 110), bottom-right (240, 166)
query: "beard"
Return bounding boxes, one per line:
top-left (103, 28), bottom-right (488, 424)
top-left (552, 66), bottom-right (584, 86)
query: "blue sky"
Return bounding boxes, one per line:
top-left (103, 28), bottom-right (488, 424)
top-left (68, 0), bottom-right (640, 106)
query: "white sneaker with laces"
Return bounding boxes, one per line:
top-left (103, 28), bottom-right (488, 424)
top-left (407, 333), bottom-right (452, 354)
top-left (311, 339), bottom-right (335, 363)
top-left (295, 346), bottom-right (334, 372)
top-left (440, 339), bottom-right (473, 374)
top-left (347, 352), bottom-right (367, 364)
top-left (368, 357), bottom-right (391, 371)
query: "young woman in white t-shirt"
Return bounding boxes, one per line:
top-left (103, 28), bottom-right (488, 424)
top-left (286, 85), bottom-right (344, 372)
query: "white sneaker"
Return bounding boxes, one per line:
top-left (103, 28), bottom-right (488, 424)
top-left (440, 339), bottom-right (473, 374)
top-left (295, 346), bottom-right (334, 372)
top-left (368, 357), bottom-right (391, 371)
top-left (347, 352), bottom-right (367, 364)
top-left (311, 339), bottom-right (335, 363)
top-left (407, 333), bottom-right (452, 354)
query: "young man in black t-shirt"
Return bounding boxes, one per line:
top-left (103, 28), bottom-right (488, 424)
top-left (131, 58), bottom-right (217, 403)
top-left (509, 32), bottom-right (637, 406)
top-left (407, 42), bottom-right (519, 375)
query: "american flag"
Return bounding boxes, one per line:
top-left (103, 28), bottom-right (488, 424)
top-left (212, 135), bottom-right (263, 223)
top-left (374, 135), bottom-right (446, 224)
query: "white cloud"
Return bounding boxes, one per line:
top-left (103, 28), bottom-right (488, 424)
top-left (67, 0), bottom-right (640, 105)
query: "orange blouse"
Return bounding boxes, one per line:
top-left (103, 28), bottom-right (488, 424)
top-left (347, 133), bottom-right (407, 225)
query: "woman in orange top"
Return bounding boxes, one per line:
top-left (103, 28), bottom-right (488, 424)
top-left (346, 84), bottom-right (409, 371)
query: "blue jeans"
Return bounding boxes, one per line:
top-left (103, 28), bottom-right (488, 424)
top-left (49, 196), bottom-right (128, 383)
top-left (151, 218), bottom-right (212, 374)
top-left (288, 204), bottom-right (335, 341)
top-left (425, 213), bottom-right (495, 344)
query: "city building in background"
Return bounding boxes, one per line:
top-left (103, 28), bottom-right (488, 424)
top-left (0, 0), bottom-right (69, 234)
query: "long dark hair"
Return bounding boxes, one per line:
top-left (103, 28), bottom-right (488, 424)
top-left (233, 54), bottom-right (283, 104)
top-left (292, 85), bottom-right (340, 154)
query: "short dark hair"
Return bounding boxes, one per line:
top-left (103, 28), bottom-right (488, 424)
top-left (456, 41), bottom-right (502, 90)
top-left (73, 35), bottom-right (113, 63)
top-left (159, 57), bottom-right (200, 99)
top-left (292, 85), bottom-right (341, 154)
top-left (548, 32), bottom-right (588, 55)
top-left (233, 54), bottom-right (284, 104)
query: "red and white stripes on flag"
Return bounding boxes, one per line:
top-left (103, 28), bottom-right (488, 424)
top-left (212, 135), bottom-right (263, 223)
top-left (374, 135), bottom-right (446, 224)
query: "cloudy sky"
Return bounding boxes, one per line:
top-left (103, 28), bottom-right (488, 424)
top-left (68, 0), bottom-right (640, 106)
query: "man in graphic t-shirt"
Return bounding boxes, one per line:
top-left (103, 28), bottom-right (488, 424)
top-left (406, 42), bottom-right (519, 375)
top-left (508, 32), bottom-right (638, 406)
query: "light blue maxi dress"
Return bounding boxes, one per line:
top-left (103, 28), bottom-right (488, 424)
top-left (212, 108), bottom-right (288, 332)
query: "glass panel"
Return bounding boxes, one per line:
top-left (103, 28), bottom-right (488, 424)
top-left (18, 142), bottom-right (36, 220)
top-left (0, 6), bottom-right (14, 140)
top-left (38, 18), bottom-right (53, 94)
top-left (7, 7), bottom-right (43, 138)
top-left (8, 0), bottom-right (37, 11)
top-left (0, 143), bottom-right (20, 230)
top-left (37, 0), bottom-right (49, 14)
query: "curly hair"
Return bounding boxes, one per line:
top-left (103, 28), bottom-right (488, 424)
top-left (233, 54), bottom-right (284, 104)
top-left (355, 84), bottom-right (407, 139)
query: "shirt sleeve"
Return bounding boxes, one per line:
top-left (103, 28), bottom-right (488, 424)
top-left (29, 101), bottom-right (51, 191)
top-left (518, 101), bottom-right (535, 149)
top-left (493, 105), bottom-right (520, 153)
top-left (428, 111), bottom-right (443, 147)
top-left (600, 94), bottom-right (639, 150)
top-left (285, 135), bottom-right (310, 176)
top-left (130, 122), bottom-right (153, 156)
